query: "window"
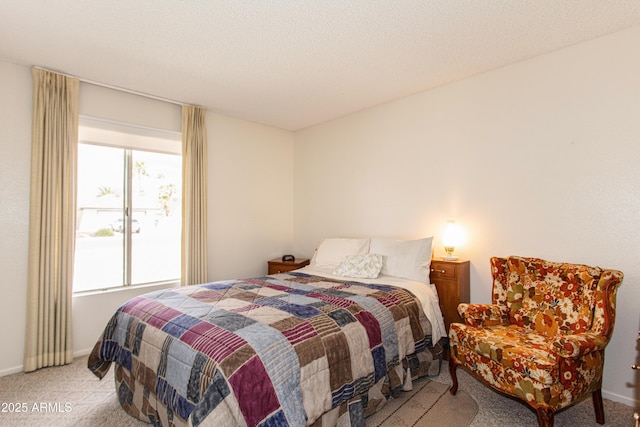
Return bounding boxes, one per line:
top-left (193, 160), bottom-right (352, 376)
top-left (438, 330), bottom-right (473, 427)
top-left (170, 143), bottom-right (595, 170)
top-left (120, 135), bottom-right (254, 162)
top-left (74, 118), bottom-right (181, 292)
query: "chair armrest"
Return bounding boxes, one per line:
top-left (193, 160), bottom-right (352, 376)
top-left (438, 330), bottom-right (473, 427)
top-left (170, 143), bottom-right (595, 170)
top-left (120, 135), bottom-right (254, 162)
top-left (549, 332), bottom-right (609, 358)
top-left (457, 303), bottom-right (508, 327)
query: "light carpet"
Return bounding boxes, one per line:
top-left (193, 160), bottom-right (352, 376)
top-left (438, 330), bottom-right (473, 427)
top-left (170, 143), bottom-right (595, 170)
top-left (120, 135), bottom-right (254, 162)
top-left (0, 355), bottom-right (634, 426)
top-left (367, 377), bottom-right (477, 426)
top-left (0, 356), bottom-right (476, 427)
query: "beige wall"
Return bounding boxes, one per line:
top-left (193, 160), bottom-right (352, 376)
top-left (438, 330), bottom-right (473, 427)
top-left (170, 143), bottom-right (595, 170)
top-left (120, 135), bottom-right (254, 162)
top-left (294, 26), bottom-right (640, 405)
top-left (0, 61), bottom-right (294, 370)
top-left (0, 61), bottom-right (32, 375)
top-left (207, 113), bottom-right (295, 281)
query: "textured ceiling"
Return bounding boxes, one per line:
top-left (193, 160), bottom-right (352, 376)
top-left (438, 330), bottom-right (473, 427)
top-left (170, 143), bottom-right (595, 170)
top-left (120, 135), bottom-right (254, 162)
top-left (1, 1), bottom-right (639, 130)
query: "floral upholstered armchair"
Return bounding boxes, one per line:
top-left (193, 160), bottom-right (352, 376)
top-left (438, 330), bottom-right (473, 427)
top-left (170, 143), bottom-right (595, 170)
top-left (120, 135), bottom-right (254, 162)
top-left (449, 256), bottom-right (623, 427)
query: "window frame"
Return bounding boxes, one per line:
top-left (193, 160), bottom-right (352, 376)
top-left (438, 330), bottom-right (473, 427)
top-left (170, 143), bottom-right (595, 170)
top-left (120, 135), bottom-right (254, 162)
top-left (74, 116), bottom-right (182, 293)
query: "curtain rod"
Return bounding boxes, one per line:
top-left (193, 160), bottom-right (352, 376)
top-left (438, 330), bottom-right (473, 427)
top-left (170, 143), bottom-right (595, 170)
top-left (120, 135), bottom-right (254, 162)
top-left (33, 66), bottom-right (188, 108)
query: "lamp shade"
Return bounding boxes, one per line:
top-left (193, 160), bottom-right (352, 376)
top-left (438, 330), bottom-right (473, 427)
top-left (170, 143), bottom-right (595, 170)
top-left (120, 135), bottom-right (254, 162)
top-left (443, 220), bottom-right (463, 248)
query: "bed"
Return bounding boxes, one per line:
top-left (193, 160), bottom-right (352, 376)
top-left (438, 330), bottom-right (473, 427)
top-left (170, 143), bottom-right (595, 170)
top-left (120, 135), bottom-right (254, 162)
top-left (88, 237), bottom-right (447, 427)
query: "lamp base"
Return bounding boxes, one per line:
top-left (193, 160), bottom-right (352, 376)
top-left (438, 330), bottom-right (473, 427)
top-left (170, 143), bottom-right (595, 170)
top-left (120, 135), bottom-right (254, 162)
top-left (442, 255), bottom-right (459, 261)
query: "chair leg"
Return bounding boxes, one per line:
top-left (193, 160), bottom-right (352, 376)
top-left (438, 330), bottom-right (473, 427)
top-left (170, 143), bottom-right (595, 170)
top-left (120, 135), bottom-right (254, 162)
top-left (592, 388), bottom-right (605, 424)
top-left (536, 407), bottom-right (554, 427)
top-left (449, 360), bottom-right (458, 395)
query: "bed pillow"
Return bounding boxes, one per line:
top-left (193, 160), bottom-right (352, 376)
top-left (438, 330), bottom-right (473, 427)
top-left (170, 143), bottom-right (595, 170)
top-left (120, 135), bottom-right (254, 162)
top-left (333, 253), bottom-right (383, 279)
top-left (369, 237), bottom-right (433, 283)
top-left (311, 238), bottom-right (370, 267)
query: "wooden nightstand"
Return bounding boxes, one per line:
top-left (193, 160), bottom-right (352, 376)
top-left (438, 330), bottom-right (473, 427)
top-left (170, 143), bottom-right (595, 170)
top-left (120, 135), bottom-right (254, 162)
top-left (429, 259), bottom-right (470, 333)
top-left (267, 258), bottom-right (310, 274)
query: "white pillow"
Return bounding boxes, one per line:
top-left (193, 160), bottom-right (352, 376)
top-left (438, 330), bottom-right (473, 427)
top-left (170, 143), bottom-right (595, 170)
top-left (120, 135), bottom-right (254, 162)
top-left (333, 254), bottom-right (383, 279)
top-left (311, 238), bottom-right (370, 267)
top-left (369, 237), bottom-right (433, 283)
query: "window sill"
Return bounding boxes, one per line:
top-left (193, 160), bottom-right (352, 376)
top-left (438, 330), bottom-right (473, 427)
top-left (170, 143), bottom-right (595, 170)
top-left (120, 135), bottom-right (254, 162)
top-left (72, 280), bottom-right (179, 298)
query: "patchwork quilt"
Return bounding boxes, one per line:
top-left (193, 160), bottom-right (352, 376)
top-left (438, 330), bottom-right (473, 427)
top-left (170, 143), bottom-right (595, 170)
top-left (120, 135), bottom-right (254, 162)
top-left (88, 272), bottom-right (437, 427)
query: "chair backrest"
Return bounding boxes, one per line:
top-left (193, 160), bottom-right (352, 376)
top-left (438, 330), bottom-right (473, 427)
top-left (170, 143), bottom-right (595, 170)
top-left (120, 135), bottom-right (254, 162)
top-left (490, 256), bottom-right (623, 337)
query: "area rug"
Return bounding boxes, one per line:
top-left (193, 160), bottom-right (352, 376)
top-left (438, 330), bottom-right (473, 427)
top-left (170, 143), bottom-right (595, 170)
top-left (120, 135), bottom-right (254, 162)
top-left (367, 378), bottom-right (478, 427)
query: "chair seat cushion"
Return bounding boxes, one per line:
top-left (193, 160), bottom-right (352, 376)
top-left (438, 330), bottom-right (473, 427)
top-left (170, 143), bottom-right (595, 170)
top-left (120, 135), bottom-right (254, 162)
top-left (450, 323), bottom-right (558, 385)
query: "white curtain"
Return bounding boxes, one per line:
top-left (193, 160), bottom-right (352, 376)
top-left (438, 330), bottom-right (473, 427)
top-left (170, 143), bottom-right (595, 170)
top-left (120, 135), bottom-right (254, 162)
top-left (181, 105), bottom-right (208, 286)
top-left (24, 68), bottom-right (79, 372)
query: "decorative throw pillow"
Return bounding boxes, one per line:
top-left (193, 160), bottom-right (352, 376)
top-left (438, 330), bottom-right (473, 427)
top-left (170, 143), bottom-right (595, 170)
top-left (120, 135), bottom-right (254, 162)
top-left (333, 253), bottom-right (383, 279)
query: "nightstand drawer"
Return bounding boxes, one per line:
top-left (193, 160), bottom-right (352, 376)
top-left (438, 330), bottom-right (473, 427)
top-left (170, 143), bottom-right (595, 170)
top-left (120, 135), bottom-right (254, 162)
top-left (430, 262), bottom-right (458, 280)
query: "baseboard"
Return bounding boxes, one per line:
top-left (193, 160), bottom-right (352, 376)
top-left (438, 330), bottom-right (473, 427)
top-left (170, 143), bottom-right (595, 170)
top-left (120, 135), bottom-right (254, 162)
top-left (0, 365), bottom-right (23, 377)
top-left (0, 349), bottom-right (94, 378)
top-left (602, 389), bottom-right (639, 408)
top-left (73, 348), bottom-right (93, 358)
